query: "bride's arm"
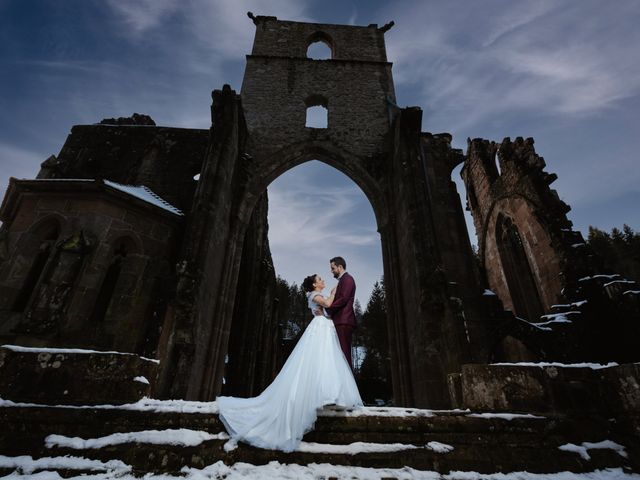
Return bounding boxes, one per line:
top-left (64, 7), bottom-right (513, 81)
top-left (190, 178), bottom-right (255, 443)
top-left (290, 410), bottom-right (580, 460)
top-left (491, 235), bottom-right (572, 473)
top-left (312, 292), bottom-right (335, 308)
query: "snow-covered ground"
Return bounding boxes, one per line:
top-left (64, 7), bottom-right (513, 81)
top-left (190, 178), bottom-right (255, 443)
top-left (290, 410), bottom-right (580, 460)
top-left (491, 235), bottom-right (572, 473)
top-left (1, 455), bottom-right (639, 480)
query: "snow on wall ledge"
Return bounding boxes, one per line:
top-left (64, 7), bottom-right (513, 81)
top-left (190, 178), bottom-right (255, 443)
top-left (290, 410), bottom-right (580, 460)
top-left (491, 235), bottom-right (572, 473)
top-left (1, 344), bottom-right (160, 364)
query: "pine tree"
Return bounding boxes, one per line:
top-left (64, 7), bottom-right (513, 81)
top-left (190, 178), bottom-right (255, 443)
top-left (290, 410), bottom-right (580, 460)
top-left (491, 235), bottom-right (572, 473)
top-left (355, 279), bottom-right (392, 405)
top-left (587, 224), bottom-right (640, 281)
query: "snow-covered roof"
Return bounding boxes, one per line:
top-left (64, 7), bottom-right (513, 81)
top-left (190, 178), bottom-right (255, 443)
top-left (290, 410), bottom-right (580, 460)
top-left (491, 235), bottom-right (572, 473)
top-left (14, 178), bottom-right (184, 217)
top-left (103, 180), bottom-right (183, 216)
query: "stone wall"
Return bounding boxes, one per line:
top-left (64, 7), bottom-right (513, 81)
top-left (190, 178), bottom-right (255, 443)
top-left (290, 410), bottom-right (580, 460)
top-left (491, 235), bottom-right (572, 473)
top-left (0, 179), bottom-right (181, 356)
top-left (462, 137), bottom-right (591, 320)
top-left (249, 16), bottom-right (390, 61)
top-left (242, 17), bottom-right (395, 162)
top-left (224, 192), bottom-right (281, 397)
top-left (421, 133), bottom-right (489, 363)
top-left (38, 123), bottom-right (209, 214)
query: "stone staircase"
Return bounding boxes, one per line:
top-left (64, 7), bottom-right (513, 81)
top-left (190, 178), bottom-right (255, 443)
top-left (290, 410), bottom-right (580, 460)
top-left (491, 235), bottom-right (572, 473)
top-left (1, 400), bottom-right (639, 478)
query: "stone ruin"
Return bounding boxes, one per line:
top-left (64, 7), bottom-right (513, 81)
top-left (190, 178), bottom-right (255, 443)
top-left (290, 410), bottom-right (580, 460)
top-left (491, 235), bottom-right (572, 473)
top-left (0, 14), bottom-right (639, 475)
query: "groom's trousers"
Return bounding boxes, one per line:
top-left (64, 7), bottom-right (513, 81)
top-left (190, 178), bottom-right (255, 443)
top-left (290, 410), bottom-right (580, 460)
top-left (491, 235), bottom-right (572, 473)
top-left (335, 325), bottom-right (355, 370)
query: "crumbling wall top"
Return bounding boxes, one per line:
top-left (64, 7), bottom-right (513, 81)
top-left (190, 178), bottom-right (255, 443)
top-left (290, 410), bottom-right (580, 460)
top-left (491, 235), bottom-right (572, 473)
top-left (247, 13), bottom-right (391, 62)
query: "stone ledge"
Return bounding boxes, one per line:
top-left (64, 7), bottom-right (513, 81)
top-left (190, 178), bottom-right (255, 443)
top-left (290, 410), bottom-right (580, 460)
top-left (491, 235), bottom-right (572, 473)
top-left (459, 363), bottom-right (640, 417)
top-left (0, 345), bottom-right (157, 405)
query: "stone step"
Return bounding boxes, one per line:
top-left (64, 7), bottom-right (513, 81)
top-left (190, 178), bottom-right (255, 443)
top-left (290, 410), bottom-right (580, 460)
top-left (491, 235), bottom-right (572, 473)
top-left (38, 439), bottom-right (632, 475)
top-left (1, 405), bottom-right (615, 453)
top-left (2, 402), bottom-right (638, 476)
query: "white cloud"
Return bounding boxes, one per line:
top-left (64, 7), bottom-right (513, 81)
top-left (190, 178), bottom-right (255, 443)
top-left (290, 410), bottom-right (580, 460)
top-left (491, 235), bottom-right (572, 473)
top-left (103, 0), bottom-right (312, 61)
top-left (104, 0), bottom-right (180, 34)
top-left (268, 179), bottom-right (370, 250)
top-left (385, 0), bottom-right (640, 126)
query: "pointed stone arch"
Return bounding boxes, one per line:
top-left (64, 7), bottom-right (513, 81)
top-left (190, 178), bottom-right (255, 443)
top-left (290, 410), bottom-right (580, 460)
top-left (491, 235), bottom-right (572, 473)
top-left (10, 216), bottom-right (64, 313)
top-left (238, 142), bottom-right (389, 229)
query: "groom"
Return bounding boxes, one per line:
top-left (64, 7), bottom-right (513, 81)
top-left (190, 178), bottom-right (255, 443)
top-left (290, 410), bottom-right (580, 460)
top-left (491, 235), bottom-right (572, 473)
top-left (324, 256), bottom-right (356, 369)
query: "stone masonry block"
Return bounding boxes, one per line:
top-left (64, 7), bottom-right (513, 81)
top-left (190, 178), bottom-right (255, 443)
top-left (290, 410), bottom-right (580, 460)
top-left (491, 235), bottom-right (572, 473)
top-left (460, 364), bottom-right (609, 413)
top-left (0, 345), bottom-right (158, 405)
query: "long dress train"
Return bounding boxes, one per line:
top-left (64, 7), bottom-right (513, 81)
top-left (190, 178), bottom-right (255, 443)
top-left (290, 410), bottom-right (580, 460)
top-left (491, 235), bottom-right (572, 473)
top-left (217, 290), bottom-right (363, 452)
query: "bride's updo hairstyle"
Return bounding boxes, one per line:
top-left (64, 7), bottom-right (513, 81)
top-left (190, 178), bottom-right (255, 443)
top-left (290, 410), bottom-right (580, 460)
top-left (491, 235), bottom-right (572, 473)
top-left (302, 274), bottom-right (318, 292)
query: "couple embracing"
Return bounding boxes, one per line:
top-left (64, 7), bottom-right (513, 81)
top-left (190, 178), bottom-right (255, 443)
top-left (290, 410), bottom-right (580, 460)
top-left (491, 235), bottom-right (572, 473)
top-left (217, 256), bottom-right (363, 452)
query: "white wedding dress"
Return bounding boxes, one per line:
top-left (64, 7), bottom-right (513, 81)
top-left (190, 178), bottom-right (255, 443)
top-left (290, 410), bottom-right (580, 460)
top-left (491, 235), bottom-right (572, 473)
top-left (217, 290), bottom-right (363, 452)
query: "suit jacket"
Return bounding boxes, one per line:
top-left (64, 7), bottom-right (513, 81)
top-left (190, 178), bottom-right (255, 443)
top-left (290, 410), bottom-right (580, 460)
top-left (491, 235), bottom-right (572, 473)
top-left (325, 272), bottom-right (356, 327)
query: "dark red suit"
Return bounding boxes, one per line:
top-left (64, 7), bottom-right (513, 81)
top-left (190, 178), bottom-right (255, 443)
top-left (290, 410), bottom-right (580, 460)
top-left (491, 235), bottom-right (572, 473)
top-left (325, 272), bottom-right (356, 368)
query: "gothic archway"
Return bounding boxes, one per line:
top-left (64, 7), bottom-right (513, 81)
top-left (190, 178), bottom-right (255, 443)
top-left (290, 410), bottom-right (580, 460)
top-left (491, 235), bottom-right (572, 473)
top-left (224, 158), bottom-right (387, 401)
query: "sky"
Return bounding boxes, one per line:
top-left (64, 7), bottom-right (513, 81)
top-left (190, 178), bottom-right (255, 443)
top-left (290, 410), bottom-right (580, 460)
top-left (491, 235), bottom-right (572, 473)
top-left (1, 0), bottom-right (639, 307)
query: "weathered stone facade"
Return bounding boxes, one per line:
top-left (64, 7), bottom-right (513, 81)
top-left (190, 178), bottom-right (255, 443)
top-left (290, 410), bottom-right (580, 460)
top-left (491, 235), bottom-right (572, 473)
top-left (462, 137), bottom-right (592, 320)
top-left (0, 179), bottom-right (181, 356)
top-left (0, 14), bottom-right (638, 413)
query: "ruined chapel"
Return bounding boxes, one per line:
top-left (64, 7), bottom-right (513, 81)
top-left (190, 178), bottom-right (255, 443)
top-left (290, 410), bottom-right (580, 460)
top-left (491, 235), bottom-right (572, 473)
top-left (1, 14), bottom-right (639, 417)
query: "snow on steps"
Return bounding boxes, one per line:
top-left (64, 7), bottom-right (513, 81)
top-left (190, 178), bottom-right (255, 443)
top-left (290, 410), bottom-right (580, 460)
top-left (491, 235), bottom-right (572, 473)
top-left (1, 400), bottom-right (638, 477)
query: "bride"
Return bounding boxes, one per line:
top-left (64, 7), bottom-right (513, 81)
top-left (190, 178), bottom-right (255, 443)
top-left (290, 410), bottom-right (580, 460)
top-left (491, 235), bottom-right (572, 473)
top-left (217, 273), bottom-right (363, 452)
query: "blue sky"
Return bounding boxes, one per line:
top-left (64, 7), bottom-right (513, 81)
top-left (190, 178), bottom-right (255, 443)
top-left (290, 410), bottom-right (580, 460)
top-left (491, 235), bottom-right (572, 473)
top-left (1, 0), bottom-right (639, 307)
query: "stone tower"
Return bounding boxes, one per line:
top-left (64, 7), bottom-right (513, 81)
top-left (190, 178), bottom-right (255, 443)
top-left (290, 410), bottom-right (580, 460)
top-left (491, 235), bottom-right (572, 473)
top-left (241, 15), bottom-right (396, 162)
top-left (159, 14), bottom-right (482, 408)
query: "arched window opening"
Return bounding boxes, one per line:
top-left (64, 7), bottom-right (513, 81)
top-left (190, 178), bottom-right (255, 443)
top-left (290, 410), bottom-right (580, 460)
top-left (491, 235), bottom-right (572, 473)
top-left (90, 240), bottom-right (133, 323)
top-left (496, 215), bottom-right (544, 321)
top-left (12, 223), bottom-right (59, 312)
top-left (306, 32), bottom-right (334, 60)
top-left (306, 40), bottom-right (332, 59)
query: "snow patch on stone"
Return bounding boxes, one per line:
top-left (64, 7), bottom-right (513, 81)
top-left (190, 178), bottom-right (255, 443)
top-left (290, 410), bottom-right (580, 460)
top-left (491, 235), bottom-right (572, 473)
top-left (426, 441), bottom-right (454, 453)
top-left (604, 279), bottom-right (636, 288)
top-left (318, 405), bottom-right (452, 417)
top-left (491, 362), bottom-right (618, 370)
top-left (466, 413), bottom-right (545, 420)
top-left (0, 397), bottom-right (219, 414)
top-left (579, 274), bottom-right (620, 281)
top-left (133, 376), bottom-right (150, 384)
top-left (298, 441), bottom-right (420, 454)
top-left (0, 454), bottom-right (131, 475)
top-left (2, 456), bottom-right (638, 479)
top-left (559, 440), bottom-right (628, 461)
top-left (45, 429), bottom-right (228, 449)
top-left (1, 344), bottom-right (159, 364)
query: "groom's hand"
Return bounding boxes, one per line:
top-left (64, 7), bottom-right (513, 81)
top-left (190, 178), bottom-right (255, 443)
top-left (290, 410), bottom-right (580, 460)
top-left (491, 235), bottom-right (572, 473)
top-left (313, 308), bottom-right (323, 316)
